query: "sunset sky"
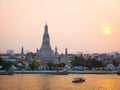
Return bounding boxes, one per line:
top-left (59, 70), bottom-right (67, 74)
top-left (0, 0), bottom-right (120, 54)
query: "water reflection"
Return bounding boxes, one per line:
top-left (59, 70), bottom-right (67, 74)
top-left (97, 75), bottom-right (120, 90)
top-left (0, 74), bottom-right (119, 90)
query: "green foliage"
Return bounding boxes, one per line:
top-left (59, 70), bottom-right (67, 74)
top-left (112, 59), bottom-right (119, 67)
top-left (26, 52), bottom-right (36, 59)
top-left (56, 63), bottom-right (66, 67)
top-left (53, 63), bottom-right (66, 70)
top-left (0, 57), bottom-right (14, 70)
top-left (71, 56), bottom-right (86, 66)
top-left (71, 56), bottom-right (105, 69)
top-left (29, 62), bottom-right (37, 70)
top-left (86, 58), bottom-right (105, 68)
top-left (3, 62), bottom-right (14, 70)
top-left (0, 57), bottom-right (5, 65)
top-left (47, 61), bottom-right (54, 70)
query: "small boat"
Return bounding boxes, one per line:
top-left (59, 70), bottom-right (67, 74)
top-left (117, 72), bottom-right (120, 75)
top-left (117, 73), bottom-right (120, 75)
top-left (72, 77), bottom-right (85, 83)
top-left (117, 70), bottom-right (120, 75)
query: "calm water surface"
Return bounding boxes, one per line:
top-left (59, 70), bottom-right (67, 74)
top-left (0, 74), bottom-right (120, 90)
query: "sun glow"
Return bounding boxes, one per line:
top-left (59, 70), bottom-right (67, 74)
top-left (101, 24), bottom-right (112, 35)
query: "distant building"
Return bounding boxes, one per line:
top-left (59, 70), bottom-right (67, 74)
top-left (105, 64), bottom-right (115, 70)
top-left (0, 54), bottom-right (12, 59)
top-left (91, 53), bottom-right (100, 60)
top-left (7, 50), bottom-right (14, 55)
top-left (0, 54), bottom-right (17, 62)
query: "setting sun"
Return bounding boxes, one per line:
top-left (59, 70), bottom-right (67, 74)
top-left (101, 24), bottom-right (112, 35)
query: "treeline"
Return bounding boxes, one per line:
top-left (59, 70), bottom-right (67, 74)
top-left (0, 57), bottom-right (14, 70)
top-left (71, 56), bottom-right (105, 69)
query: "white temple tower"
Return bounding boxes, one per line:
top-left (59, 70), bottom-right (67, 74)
top-left (35, 23), bottom-right (70, 64)
top-left (37, 24), bottom-right (54, 63)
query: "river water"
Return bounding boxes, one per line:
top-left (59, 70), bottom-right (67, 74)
top-left (0, 74), bottom-right (119, 90)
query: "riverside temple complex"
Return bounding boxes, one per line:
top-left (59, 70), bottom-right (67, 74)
top-left (34, 24), bottom-right (70, 64)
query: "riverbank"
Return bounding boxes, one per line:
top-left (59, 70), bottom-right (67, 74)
top-left (0, 70), bottom-right (118, 74)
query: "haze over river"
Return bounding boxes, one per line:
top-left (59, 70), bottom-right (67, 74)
top-left (0, 74), bottom-right (119, 90)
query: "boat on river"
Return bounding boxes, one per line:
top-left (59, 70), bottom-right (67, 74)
top-left (117, 70), bottom-right (120, 75)
top-left (72, 77), bottom-right (86, 83)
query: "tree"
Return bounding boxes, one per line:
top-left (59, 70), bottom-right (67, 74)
top-left (70, 56), bottom-right (105, 70)
top-left (112, 59), bottom-right (119, 67)
top-left (56, 63), bottom-right (66, 67)
top-left (71, 56), bottom-right (86, 66)
top-left (0, 57), bottom-right (5, 65)
top-left (26, 52), bottom-right (36, 59)
top-left (47, 61), bottom-right (54, 70)
top-left (29, 62), bottom-right (37, 70)
top-left (86, 58), bottom-right (105, 69)
top-left (0, 57), bottom-right (14, 70)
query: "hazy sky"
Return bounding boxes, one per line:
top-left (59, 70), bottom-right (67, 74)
top-left (0, 0), bottom-right (120, 54)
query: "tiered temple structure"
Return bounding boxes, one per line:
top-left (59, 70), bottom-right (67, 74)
top-left (35, 23), bottom-right (70, 64)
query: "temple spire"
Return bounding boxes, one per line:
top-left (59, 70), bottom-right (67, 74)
top-left (21, 46), bottom-right (24, 55)
top-left (65, 48), bottom-right (68, 55)
top-left (21, 46), bottom-right (24, 59)
top-left (55, 46), bottom-right (58, 55)
top-left (45, 22), bottom-right (47, 25)
top-left (39, 23), bottom-right (53, 62)
top-left (44, 23), bottom-right (48, 33)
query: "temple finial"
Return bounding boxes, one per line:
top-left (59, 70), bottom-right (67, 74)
top-left (45, 22), bottom-right (47, 25)
top-left (44, 22), bottom-right (48, 33)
